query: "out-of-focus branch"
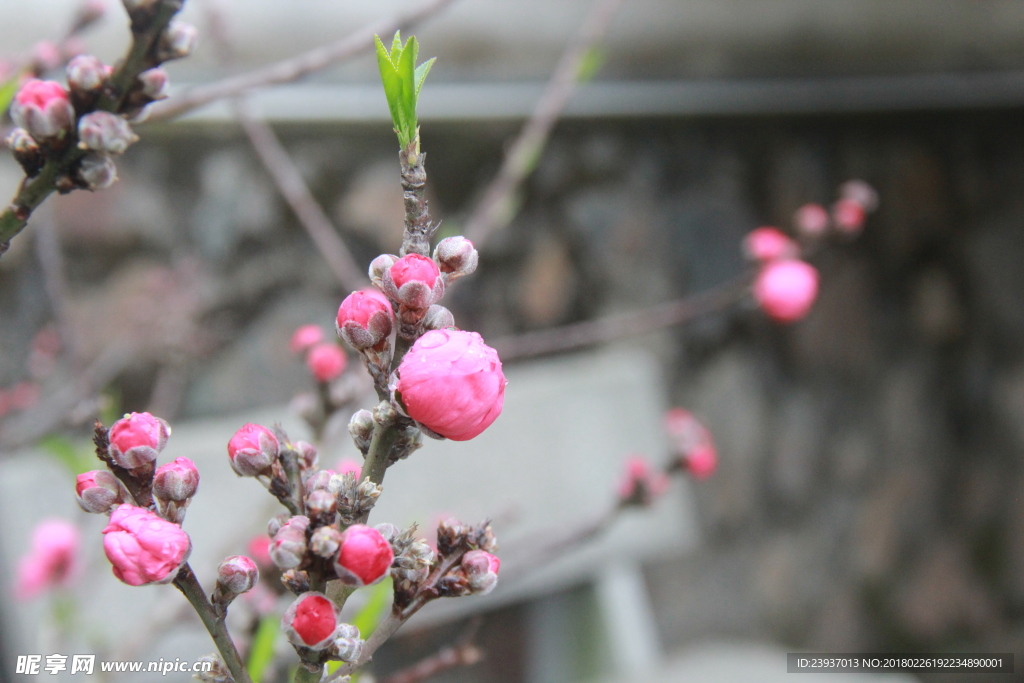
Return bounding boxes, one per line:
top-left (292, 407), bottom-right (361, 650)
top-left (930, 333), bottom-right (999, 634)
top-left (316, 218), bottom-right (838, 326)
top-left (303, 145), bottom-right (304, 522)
top-left (381, 618), bottom-right (484, 683)
top-left (492, 272), bottom-right (752, 361)
top-left (145, 0), bottom-right (457, 123)
top-left (235, 103), bottom-right (368, 291)
top-left (463, 0), bottom-right (626, 247)
top-left (32, 208), bottom-right (77, 360)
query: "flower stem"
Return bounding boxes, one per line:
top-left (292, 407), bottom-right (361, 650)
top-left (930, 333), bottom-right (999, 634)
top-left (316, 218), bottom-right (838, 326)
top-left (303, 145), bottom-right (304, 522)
top-left (173, 563), bottom-right (253, 683)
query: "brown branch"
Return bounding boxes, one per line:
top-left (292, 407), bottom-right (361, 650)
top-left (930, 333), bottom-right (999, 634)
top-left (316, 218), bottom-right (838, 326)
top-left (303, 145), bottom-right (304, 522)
top-left (235, 102), bottom-right (368, 292)
top-left (381, 619), bottom-right (484, 683)
top-left (463, 0), bottom-right (626, 247)
top-left (145, 0), bottom-right (458, 123)
top-left (492, 272), bottom-right (752, 362)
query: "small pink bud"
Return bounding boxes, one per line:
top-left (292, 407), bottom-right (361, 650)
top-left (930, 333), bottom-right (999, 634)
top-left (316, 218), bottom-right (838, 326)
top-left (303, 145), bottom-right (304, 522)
top-left (77, 111), bottom-right (138, 155)
top-left (333, 524), bottom-right (393, 586)
top-left (102, 505), bottom-right (191, 586)
top-left (270, 516), bottom-right (310, 570)
top-left (422, 304), bottom-right (455, 331)
top-left (832, 198), bottom-right (866, 234)
top-left (617, 455), bottom-right (669, 505)
top-left (685, 444), bottom-right (718, 480)
top-left (742, 227), bottom-right (799, 263)
top-left (152, 457), bottom-right (199, 502)
top-left (794, 203), bottom-right (830, 237)
top-left (335, 291), bottom-right (393, 350)
top-left (295, 440), bottom-right (318, 470)
top-left (15, 519), bottom-right (80, 600)
top-left (839, 179), bottom-right (879, 212)
top-left (461, 549), bottom-right (500, 595)
top-left (77, 152), bottom-right (117, 189)
top-left (290, 324), bottom-right (324, 354)
top-left (336, 459), bottom-right (362, 480)
top-left (216, 555), bottom-right (259, 595)
top-left (753, 259), bottom-right (819, 323)
top-left (310, 527), bottom-right (343, 558)
top-left (306, 343), bottom-right (347, 383)
top-left (107, 412), bottom-right (170, 471)
top-left (395, 330), bottom-right (506, 441)
top-left (137, 67), bottom-right (169, 100)
top-left (283, 592), bottom-right (340, 650)
top-left (306, 489), bottom-right (337, 520)
top-left (10, 79), bottom-right (74, 140)
top-left (368, 254), bottom-right (398, 287)
top-left (392, 253), bottom-right (440, 289)
top-left (380, 254), bottom-right (444, 309)
top-left (66, 55), bottom-right (111, 93)
top-left (158, 21), bottom-right (198, 61)
top-left (75, 470), bottom-right (125, 513)
top-left (433, 236), bottom-right (478, 279)
top-left (227, 423), bottom-right (279, 476)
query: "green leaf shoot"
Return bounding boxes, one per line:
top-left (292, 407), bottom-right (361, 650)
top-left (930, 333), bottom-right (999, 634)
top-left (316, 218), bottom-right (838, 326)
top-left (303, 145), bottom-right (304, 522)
top-left (375, 32), bottom-right (435, 147)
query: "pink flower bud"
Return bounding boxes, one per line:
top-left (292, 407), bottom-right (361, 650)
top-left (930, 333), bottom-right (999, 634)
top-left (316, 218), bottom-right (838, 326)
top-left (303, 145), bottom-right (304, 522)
top-left (335, 291), bottom-right (393, 350)
top-left (832, 198), bottom-right (866, 234)
top-left (137, 67), bottom-right (169, 100)
top-left (433, 236), bottom-right (478, 278)
top-left (295, 440), bottom-right (318, 470)
top-left (310, 526), bottom-right (343, 558)
top-left (66, 55), bottom-right (111, 93)
top-left (461, 549), bottom-right (500, 595)
top-left (77, 152), bottom-right (117, 189)
top-left (290, 324), bottom-right (324, 354)
top-left (368, 254), bottom-right (398, 287)
top-left (333, 524), bottom-right (393, 586)
top-left (75, 470), bottom-right (125, 513)
top-left (395, 330), bottom-right (506, 441)
top-left (7, 128), bottom-right (42, 176)
top-left (336, 459), bottom-right (362, 480)
top-left (617, 455), bottom-right (669, 505)
top-left (227, 423), bottom-right (279, 476)
top-left (283, 592), bottom-right (341, 650)
top-left (107, 412), bottom-right (170, 471)
top-left (422, 304), bottom-right (455, 331)
top-left (306, 489), bottom-right (337, 519)
top-left (158, 21), bottom-right (198, 61)
top-left (685, 444), bottom-right (718, 480)
top-left (247, 536), bottom-right (274, 569)
top-left (794, 203), bottom-right (830, 237)
top-left (77, 111), bottom-right (138, 155)
top-left (839, 179), bottom-right (879, 212)
top-left (11, 79), bottom-right (74, 140)
top-left (742, 227), bottom-right (799, 263)
top-left (15, 518), bottom-right (80, 600)
top-left (216, 555), bottom-right (259, 595)
top-left (152, 457), bottom-right (199, 502)
top-left (348, 410), bottom-right (374, 453)
top-left (663, 408), bottom-right (717, 477)
top-left (753, 259), bottom-right (819, 323)
top-left (306, 343), bottom-right (347, 383)
top-left (270, 516), bottom-right (310, 570)
top-left (380, 254), bottom-right (444, 309)
top-left (102, 505), bottom-right (191, 586)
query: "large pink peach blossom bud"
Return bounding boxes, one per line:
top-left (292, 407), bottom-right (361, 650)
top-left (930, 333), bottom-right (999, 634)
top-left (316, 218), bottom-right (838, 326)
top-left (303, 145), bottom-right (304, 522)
top-left (306, 343), bottom-right (347, 383)
top-left (290, 324), bottom-right (324, 354)
top-left (336, 290), bottom-right (393, 350)
top-left (152, 457), bottom-right (199, 502)
top-left (107, 412), bottom-right (170, 471)
top-left (379, 253), bottom-right (444, 309)
top-left (395, 330), bottom-right (506, 441)
top-left (102, 505), bottom-right (191, 586)
top-left (75, 470), bottom-right (125, 513)
top-left (283, 592), bottom-right (341, 650)
top-left (10, 79), bottom-right (74, 140)
top-left (753, 259), bottom-right (819, 323)
top-left (742, 227), bottom-right (798, 263)
top-left (794, 203), bottom-right (830, 237)
top-left (227, 423), bottom-right (279, 476)
top-left (15, 518), bottom-right (80, 599)
top-left (216, 555), bottom-right (259, 596)
top-left (461, 550), bottom-right (500, 595)
top-left (333, 524), bottom-right (393, 587)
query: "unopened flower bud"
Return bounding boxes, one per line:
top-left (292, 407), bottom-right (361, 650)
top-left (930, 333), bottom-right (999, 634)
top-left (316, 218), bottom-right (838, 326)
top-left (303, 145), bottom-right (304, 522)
top-left (306, 343), bottom-right (347, 383)
top-left (348, 410), bottom-right (374, 453)
top-left (267, 512), bottom-right (289, 538)
top-left (373, 400), bottom-right (398, 427)
top-left (685, 444), bottom-right (718, 479)
top-left (107, 411), bottom-right (170, 471)
top-left (422, 304), bottom-right (455, 331)
top-left (227, 423), bottom-right (279, 476)
top-left (76, 152), bottom-right (117, 189)
top-left (433, 236), bottom-right (478, 280)
top-left (333, 525), bottom-right (393, 587)
top-left (374, 523), bottom-right (400, 543)
top-left (281, 569), bottom-right (310, 595)
top-left (158, 21), bottom-right (198, 61)
top-left (436, 518), bottom-right (467, 556)
top-left (839, 179), bottom-right (879, 212)
top-left (617, 455), bottom-right (669, 506)
top-left (217, 555), bottom-right (259, 595)
top-left (832, 197), bottom-right (866, 234)
top-left (136, 67), bottom-right (169, 100)
top-left (368, 254), bottom-right (398, 288)
top-left (304, 469), bottom-right (334, 494)
top-left (742, 227), bottom-right (798, 263)
top-left (66, 55), bottom-right (111, 93)
top-left (753, 259), bottom-right (819, 323)
top-left (330, 623), bottom-right (364, 663)
top-left (335, 290), bottom-right (393, 350)
top-left (794, 203), bottom-right (829, 237)
top-left (310, 526), bottom-right (343, 558)
top-left (306, 489), bottom-right (337, 520)
top-left (270, 516), bottom-right (309, 570)
top-left (153, 457), bottom-right (199, 502)
top-left (78, 111), bottom-right (138, 155)
top-left (75, 470), bottom-right (125, 514)
top-left (380, 253), bottom-right (444, 309)
top-left (461, 549), bottom-right (500, 595)
top-left (16, 519), bottom-right (80, 600)
top-left (295, 441), bottom-right (318, 470)
top-left (102, 505), bottom-right (190, 586)
top-left (283, 592), bottom-right (341, 651)
top-left (11, 79), bottom-right (74, 140)
top-left (290, 324), bottom-right (324, 354)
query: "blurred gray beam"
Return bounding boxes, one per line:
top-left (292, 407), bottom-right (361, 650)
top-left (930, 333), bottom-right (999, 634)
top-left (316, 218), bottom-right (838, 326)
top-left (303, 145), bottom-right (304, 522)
top-left (168, 71), bottom-right (1024, 124)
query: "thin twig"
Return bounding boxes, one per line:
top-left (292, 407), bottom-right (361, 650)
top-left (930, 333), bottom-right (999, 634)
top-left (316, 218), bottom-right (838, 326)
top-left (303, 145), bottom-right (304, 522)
top-left (463, 0), bottom-right (626, 247)
top-left (32, 207), bottom-right (77, 360)
top-left (492, 272), bottom-right (752, 361)
top-left (235, 102), bottom-right (368, 291)
top-left (381, 618), bottom-right (484, 683)
top-left (145, 0), bottom-right (457, 123)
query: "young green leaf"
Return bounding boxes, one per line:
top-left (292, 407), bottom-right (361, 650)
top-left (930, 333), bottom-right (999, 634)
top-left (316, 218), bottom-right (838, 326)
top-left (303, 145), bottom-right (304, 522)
top-left (375, 32), bottom-right (435, 148)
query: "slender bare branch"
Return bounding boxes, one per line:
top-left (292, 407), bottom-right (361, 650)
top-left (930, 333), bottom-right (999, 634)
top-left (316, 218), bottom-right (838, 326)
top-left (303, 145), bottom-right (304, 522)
top-left (32, 208), bottom-right (77, 360)
top-left (463, 0), bottom-right (626, 247)
top-left (145, 0), bottom-right (457, 123)
top-left (235, 102), bottom-right (368, 291)
top-left (492, 272), bottom-right (752, 361)
top-left (381, 618), bottom-right (484, 683)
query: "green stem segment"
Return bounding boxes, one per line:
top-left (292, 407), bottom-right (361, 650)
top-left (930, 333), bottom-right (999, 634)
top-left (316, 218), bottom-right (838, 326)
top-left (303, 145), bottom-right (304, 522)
top-left (173, 564), bottom-right (253, 683)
